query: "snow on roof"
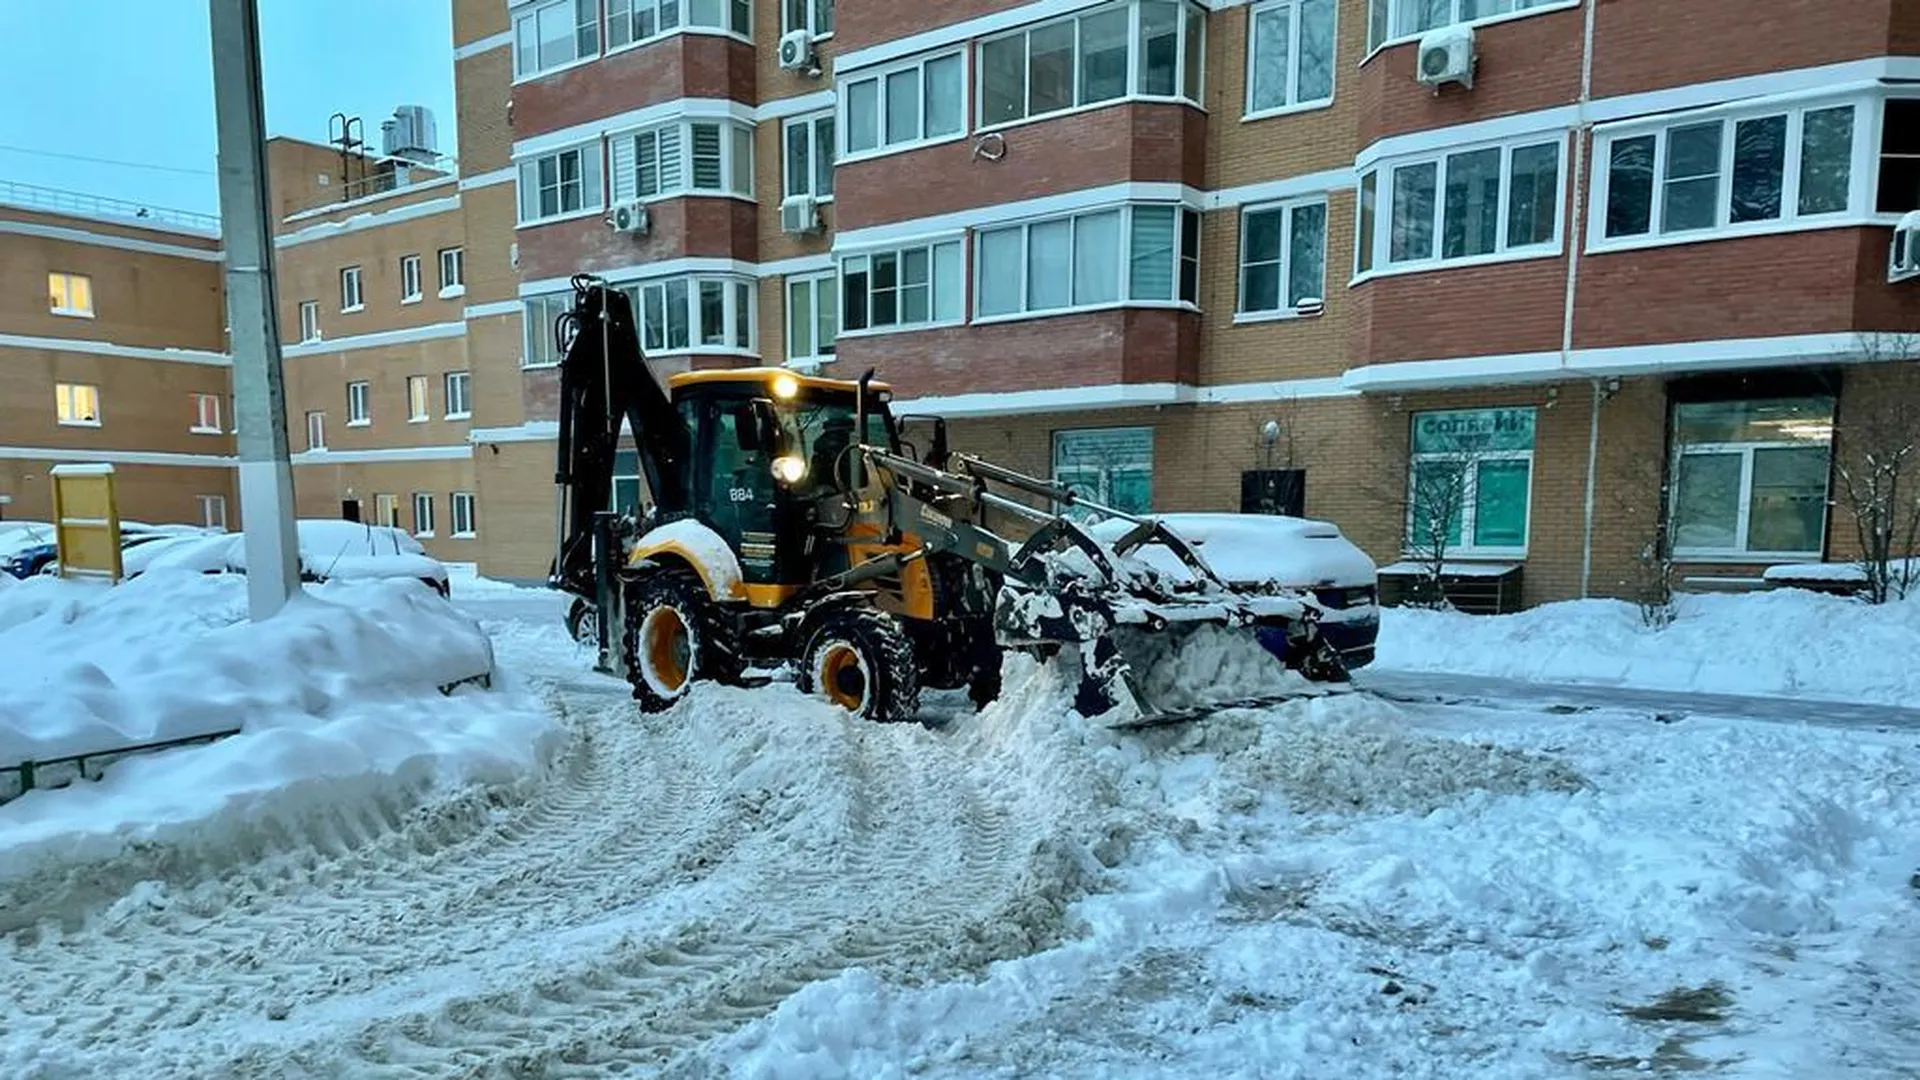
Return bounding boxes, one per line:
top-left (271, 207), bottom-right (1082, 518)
top-left (1377, 561), bottom-right (1522, 578)
top-left (48, 463), bottom-right (116, 476)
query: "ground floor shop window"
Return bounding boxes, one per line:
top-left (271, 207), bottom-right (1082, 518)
top-left (1669, 395), bottom-right (1832, 558)
top-left (1053, 427), bottom-right (1153, 518)
top-left (1405, 406), bottom-right (1535, 555)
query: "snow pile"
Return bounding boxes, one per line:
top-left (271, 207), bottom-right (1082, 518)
top-left (0, 569), bottom-right (559, 878)
top-left (137, 519), bottom-right (444, 585)
top-left (1376, 588), bottom-right (1920, 705)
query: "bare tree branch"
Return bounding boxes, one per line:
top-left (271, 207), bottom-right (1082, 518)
top-left (1833, 332), bottom-right (1920, 604)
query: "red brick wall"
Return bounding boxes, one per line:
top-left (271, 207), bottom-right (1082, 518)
top-left (1592, 0), bottom-right (1898, 99)
top-left (835, 104), bottom-right (1205, 231)
top-left (1352, 257), bottom-right (1570, 366)
top-left (836, 308), bottom-right (1199, 399)
top-left (1356, 7), bottom-right (1584, 147)
top-left (510, 35), bottom-right (755, 138)
top-left (516, 198), bottom-right (758, 280)
top-left (830, 0), bottom-right (1028, 53)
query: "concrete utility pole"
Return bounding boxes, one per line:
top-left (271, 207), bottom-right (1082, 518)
top-left (210, 0), bottom-right (301, 620)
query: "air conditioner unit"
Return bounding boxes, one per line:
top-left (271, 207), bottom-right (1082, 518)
top-left (778, 29), bottom-right (815, 71)
top-left (780, 194), bottom-right (821, 235)
top-left (1891, 210), bottom-right (1920, 284)
top-left (609, 200), bottom-right (650, 236)
top-left (1415, 25), bottom-right (1476, 90)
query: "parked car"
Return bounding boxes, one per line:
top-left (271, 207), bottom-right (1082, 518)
top-left (6, 522), bottom-right (210, 579)
top-left (1089, 511), bottom-right (1380, 669)
top-left (137, 520), bottom-right (450, 596)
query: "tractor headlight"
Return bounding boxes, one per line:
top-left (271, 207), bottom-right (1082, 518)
top-left (771, 455), bottom-right (807, 484)
top-left (771, 372), bottom-right (801, 400)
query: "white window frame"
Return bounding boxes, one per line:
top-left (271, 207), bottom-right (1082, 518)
top-left (191, 393), bottom-right (223, 435)
top-left (412, 492), bottom-right (436, 539)
top-left (55, 383), bottom-right (100, 427)
top-left (406, 375), bottom-right (431, 423)
top-left (781, 0), bottom-right (833, 38)
top-left (1356, 133), bottom-right (1566, 282)
top-left (47, 271), bottom-right (93, 318)
top-left (617, 275), bottom-right (758, 355)
top-left (838, 49), bottom-right (969, 164)
top-left (1235, 195), bottom-right (1328, 321)
top-left (197, 494), bottom-right (227, 531)
top-left (375, 493), bottom-right (400, 528)
top-left (1404, 449), bottom-right (1535, 558)
top-left (1245, 0), bottom-right (1336, 120)
top-left (299, 299), bottom-right (321, 342)
top-left (1876, 95), bottom-right (1920, 216)
top-left (438, 247), bottom-right (465, 298)
top-left (838, 238), bottom-right (967, 338)
top-left (975, 0), bottom-right (1207, 134)
top-left (522, 292), bottom-right (573, 368)
top-left (609, 118), bottom-right (754, 204)
top-left (608, 0), bottom-right (754, 54)
top-left (971, 203), bottom-right (1201, 323)
top-left (782, 111), bottom-right (836, 201)
top-left (513, 0), bottom-right (600, 82)
top-left (400, 254), bottom-right (423, 303)
top-left (347, 380), bottom-right (371, 427)
top-left (516, 143), bottom-right (606, 226)
top-left (1365, 0), bottom-right (1578, 56)
top-left (785, 271), bottom-right (839, 364)
top-left (1587, 91), bottom-right (1888, 255)
top-left (444, 371), bottom-right (472, 419)
top-left (450, 491), bottom-right (478, 538)
top-left (1669, 440), bottom-right (1832, 561)
top-left (306, 410), bottom-right (327, 451)
top-left (340, 265), bottom-right (364, 312)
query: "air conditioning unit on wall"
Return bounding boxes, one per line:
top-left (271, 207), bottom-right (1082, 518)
top-left (609, 200), bottom-right (650, 236)
top-left (1416, 25), bottom-right (1476, 91)
top-left (778, 29), bottom-right (815, 71)
top-left (1892, 210), bottom-right (1920, 284)
top-left (780, 194), bottom-right (821, 235)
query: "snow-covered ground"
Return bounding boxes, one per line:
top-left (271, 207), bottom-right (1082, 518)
top-left (3, 575), bottom-right (1915, 1077)
top-left (1377, 587), bottom-right (1920, 706)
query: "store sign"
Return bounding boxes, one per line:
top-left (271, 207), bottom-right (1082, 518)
top-left (1412, 407), bottom-right (1536, 454)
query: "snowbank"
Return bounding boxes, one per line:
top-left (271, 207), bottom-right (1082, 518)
top-left (1374, 588), bottom-right (1920, 705)
top-left (0, 570), bottom-right (560, 876)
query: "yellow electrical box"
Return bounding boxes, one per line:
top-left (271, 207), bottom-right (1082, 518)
top-left (49, 463), bottom-right (123, 582)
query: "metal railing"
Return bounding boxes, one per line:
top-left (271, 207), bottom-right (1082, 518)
top-left (0, 178), bottom-right (220, 233)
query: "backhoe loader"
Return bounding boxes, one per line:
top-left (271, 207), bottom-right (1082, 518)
top-left (547, 276), bottom-right (1349, 724)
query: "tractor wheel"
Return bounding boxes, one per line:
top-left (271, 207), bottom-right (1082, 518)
top-left (621, 568), bottom-right (740, 712)
top-left (798, 606), bottom-right (921, 723)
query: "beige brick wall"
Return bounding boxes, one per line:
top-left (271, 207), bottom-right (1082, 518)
top-left (0, 346), bottom-right (234, 457)
top-left (467, 313), bottom-right (529, 429)
top-left (1205, 0), bottom-right (1366, 190)
top-left (1199, 191), bottom-right (1356, 386)
top-left (284, 337), bottom-right (473, 452)
top-left (473, 438), bottom-right (562, 579)
top-left (0, 461), bottom-right (235, 530)
top-left (0, 223), bottom-right (224, 351)
top-left (292, 457), bottom-right (480, 563)
top-left (275, 210), bottom-right (469, 343)
top-left (453, 0), bottom-right (507, 48)
top-left (459, 183), bottom-right (520, 307)
top-left (456, 46), bottom-right (515, 178)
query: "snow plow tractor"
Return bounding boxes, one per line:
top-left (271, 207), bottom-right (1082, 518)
top-left (547, 276), bottom-right (1349, 725)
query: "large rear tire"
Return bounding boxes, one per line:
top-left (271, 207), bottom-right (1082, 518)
top-left (621, 568), bottom-right (741, 712)
top-left (798, 606), bottom-right (921, 723)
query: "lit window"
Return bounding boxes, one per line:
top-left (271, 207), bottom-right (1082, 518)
top-left (340, 266), bottom-right (363, 311)
top-left (299, 300), bottom-right (321, 342)
top-left (375, 493), bottom-right (400, 527)
top-left (56, 383), bottom-right (101, 426)
top-left (400, 254), bottom-right (423, 302)
top-left (514, 0), bottom-right (599, 78)
top-left (412, 492), bottom-right (436, 537)
top-left (347, 381), bottom-right (370, 425)
top-left (438, 247), bottom-right (465, 295)
top-left (306, 411), bottom-right (327, 450)
top-left (407, 375), bottom-right (430, 422)
top-left (517, 145), bottom-right (605, 224)
top-left (48, 272), bottom-right (93, 317)
top-left (444, 371), bottom-right (471, 418)
top-left (451, 491), bottom-right (478, 538)
top-left (192, 393), bottom-right (223, 434)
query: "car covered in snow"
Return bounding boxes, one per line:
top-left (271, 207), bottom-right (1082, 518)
top-left (1089, 512), bottom-right (1380, 669)
top-left (8, 522), bottom-right (216, 579)
top-left (135, 520), bottom-right (451, 596)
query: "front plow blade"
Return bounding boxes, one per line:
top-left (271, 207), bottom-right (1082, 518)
top-left (1087, 622), bottom-right (1353, 729)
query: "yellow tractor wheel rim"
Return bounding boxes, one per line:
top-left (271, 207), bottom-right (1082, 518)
top-left (819, 643), bottom-right (868, 712)
top-left (641, 606), bottom-right (691, 694)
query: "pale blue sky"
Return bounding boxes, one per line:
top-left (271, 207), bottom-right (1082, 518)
top-left (0, 0), bottom-right (456, 217)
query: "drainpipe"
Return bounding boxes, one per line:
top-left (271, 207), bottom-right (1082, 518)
top-left (1567, 0), bottom-right (1599, 597)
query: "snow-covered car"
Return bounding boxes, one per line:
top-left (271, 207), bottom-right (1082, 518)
top-left (138, 520), bottom-right (450, 596)
top-left (1089, 512), bottom-right (1380, 669)
top-left (9, 522), bottom-right (214, 579)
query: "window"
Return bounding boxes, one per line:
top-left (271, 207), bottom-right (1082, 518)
top-left (299, 300), bottom-right (320, 342)
top-left (306, 411), bottom-right (326, 451)
top-left (48, 272), bottom-right (93, 317)
top-left (438, 247), bottom-right (465, 296)
top-left (978, 1), bottom-right (1205, 129)
top-left (1367, 0), bottom-right (1565, 52)
top-left (614, 449), bottom-right (643, 513)
top-left (191, 393), bottom-right (222, 434)
top-left (611, 119), bottom-right (753, 202)
top-left (1878, 98), bottom-right (1920, 214)
top-left (1364, 137), bottom-right (1561, 272)
top-left (522, 292), bottom-right (574, 367)
top-left (400, 254), bottom-right (423, 302)
top-left (609, 0), bottom-right (752, 48)
top-left (783, 113), bottom-right (836, 200)
top-left (347, 381), bottom-right (371, 425)
top-left (1238, 198), bottom-right (1327, 316)
top-left (514, 0), bottom-right (598, 78)
top-left (1247, 0), bottom-right (1334, 116)
top-left (1405, 407), bottom-right (1535, 555)
top-left (1127, 204), bottom-right (1202, 304)
top-left (407, 375), bottom-right (431, 422)
top-left (783, 0), bottom-right (832, 36)
top-left (614, 275), bottom-right (756, 353)
top-left (340, 266), bottom-right (363, 311)
top-left (375, 493), bottom-right (400, 528)
top-left (56, 383), bottom-right (100, 426)
top-left (445, 371), bottom-right (472, 419)
top-left (1054, 427), bottom-right (1153, 519)
top-left (841, 51), bottom-right (964, 158)
top-left (197, 495), bottom-right (227, 531)
top-left (451, 492), bottom-right (478, 538)
top-left (841, 240), bottom-right (964, 332)
top-left (412, 493), bottom-right (436, 538)
top-left (974, 204), bottom-right (1199, 319)
top-left (1669, 396), bottom-right (1832, 559)
top-left (517, 145), bottom-right (604, 224)
top-left (786, 273), bottom-right (838, 363)
top-left (1599, 103), bottom-right (1859, 244)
